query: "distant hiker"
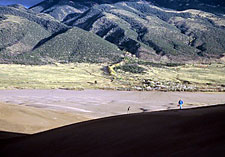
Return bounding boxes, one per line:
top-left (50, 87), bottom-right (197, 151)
top-left (178, 99), bottom-right (184, 109)
top-left (127, 106), bottom-right (130, 113)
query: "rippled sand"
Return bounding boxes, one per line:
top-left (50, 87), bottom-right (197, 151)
top-left (1, 89), bottom-right (225, 118)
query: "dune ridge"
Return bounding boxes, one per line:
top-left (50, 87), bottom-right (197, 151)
top-left (1, 104), bottom-right (225, 156)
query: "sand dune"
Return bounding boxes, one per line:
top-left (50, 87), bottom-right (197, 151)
top-left (0, 103), bottom-right (91, 134)
top-left (1, 104), bottom-right (225, 156)
top-left (0, 131), bottom-right (26, 140)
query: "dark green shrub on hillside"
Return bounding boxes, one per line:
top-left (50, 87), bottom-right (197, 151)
top-left (137, 60), bottom-right (184, 67)
top-left (114, 64), bottom-right (146, 74)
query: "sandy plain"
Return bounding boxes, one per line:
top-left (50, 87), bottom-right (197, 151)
top-left (0, 89), bottom-right (224, 134)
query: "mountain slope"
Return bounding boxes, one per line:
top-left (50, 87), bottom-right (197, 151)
top-left (0, 14), bottom-right (51, 63)
top-left (30, 0), bottom-right (96, 21)
top-left (1, 104), bottom-right (225, 156)
top-left (0, 1), bottom-right (225, 64)
top-left (63, 2), bottom-right (225, 62)
top-left (151, 0), bottom-right (225, 14)
top-left (1, 26), bottom-right (124, 65)
top-left (0, 14), bottom-right (50, 63)
top-left (0, 4), bottom-right (70, 63)
top-left (30, 0), bottom-right (225, 22)
top-left (0, 5), bottom-right (123, 64)
top-left (0, 4), bottom-right (69, 34)
top-left (30, 27), bottom-right (124, 64)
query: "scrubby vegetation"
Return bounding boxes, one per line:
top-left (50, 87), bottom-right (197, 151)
top-left (114, 64), bottom-right (146, 74)
top-left (0, 15), bottom-right (51, 58)
top-left (0, 6), bottom-right (124, 65)
top-left (0, 62), bottom-right (224, 92)
top-left (31, 27), bottom-right (124, 64)
top-left (65, 1), bottom-right (225, 62)
top-left (0, 5), bottom-right (69, 33)
top-left (1, 2), bottom-right (225, 64)
top-left (137, 60), bottom-right (185, 68)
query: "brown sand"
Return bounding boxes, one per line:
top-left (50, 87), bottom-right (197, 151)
top-left (0, 102), bottom-right (90, 134)
top-left (1, 104), bottom-right (225, 156)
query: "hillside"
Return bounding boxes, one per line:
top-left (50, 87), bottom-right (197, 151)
top-left (0, 4), bottom-right (69, 64)
top-left (7, 26), bottom-right (124, 64)
top-left (31, 0), bottom-right (225, 62)
top-left (65, 2), bottom-right (225, 62)
top-left (30, 0), bottom-right (225, 20)
top-left (1, 104), bottom-right (225, 156)
top-left (0, 5), bottom-right (123, 64)
top-left (0, 14), bottom-right (51, 63)
top-left (0, 1), bottom-right (225, 64)
top-left (0, 4), bottom-right (69, 33)
top-left (30, 26), bottom-right (123, 64)
top-left (150, 0), bottom-right (225, 14)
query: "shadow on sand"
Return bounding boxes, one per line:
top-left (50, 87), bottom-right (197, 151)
top-left (0, 131), bottom-right (28, 147)
top-left (1, 104), bottom-right (225, 157)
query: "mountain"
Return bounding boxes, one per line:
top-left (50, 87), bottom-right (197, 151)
top-left (0, 4), bottom-right (69, 33)
top-left (31, 0), bottom-right (225, 62)
top-left (30, 0), bottom-right (225, 22)
top-left (29, 27), bottom-right (123, 64)
top-left (0, 14), bottom-right (48, 58)
top-left (0, 4), bottom-right (69, 64)
top-left (0, 4), bottom-right (123, 64)
top-left (150, 0), bottom-right (225, 14)
top-left (0, 1), bottom-right (225, 64)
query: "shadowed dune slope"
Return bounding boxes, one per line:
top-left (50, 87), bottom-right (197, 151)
top-left (1, 104), bottom-right (225, 157)
top-left (0, 131), bottom-right (28, 148)
top-left (0, 131), bottom-right (27, 140)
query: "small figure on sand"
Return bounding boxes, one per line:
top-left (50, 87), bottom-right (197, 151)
top-left (178, 99), bottom-right (184, 109)
top-left (127, 106), bottom-right (130, 113)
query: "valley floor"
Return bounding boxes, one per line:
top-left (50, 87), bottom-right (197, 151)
top-left (0, 63), bottom-right (224, 91)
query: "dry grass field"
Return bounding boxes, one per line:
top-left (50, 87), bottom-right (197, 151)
top-left (0, 62), bottom-right (224, 91)
top-left (0, 63), bottom-right (115, 89)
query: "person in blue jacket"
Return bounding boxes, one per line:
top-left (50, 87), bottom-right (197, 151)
top-left (178, 99), bottom-right (184, 109)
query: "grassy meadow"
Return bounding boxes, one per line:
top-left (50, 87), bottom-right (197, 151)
top-left (0, 62), bottom-right (224, 91)
top-left (0, 63), bottom-right (116, 90)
